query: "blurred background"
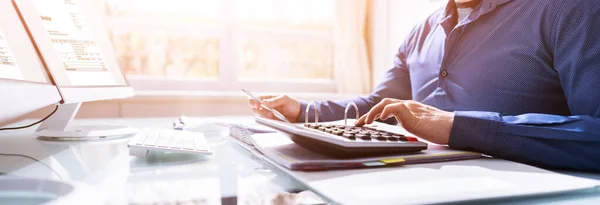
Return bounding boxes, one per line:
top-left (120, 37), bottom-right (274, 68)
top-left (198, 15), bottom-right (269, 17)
top-left (32, 0), bottom-right (446, 118)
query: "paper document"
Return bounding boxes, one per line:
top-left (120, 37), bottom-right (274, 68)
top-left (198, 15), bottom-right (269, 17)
top-left (310, 165), bottom-right (600, 205)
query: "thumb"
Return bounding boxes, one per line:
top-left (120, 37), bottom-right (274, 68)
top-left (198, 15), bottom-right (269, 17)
top-left (262, 95), bottom-right (290, 108)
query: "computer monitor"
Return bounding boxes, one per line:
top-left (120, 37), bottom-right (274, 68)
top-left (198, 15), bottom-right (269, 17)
top-left (0, 0), bottom-right (61, 128)
top-left (12, 0), bottom-right (137, 139)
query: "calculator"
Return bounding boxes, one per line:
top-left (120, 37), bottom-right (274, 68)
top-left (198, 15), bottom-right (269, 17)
top-left (255, 117), bottom-right (428, 158)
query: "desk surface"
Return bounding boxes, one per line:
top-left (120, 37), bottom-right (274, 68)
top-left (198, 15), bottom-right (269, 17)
top-left (0, 117), bottom-right (599, 205)
top-left (0, 117), bottom-right (308, 204)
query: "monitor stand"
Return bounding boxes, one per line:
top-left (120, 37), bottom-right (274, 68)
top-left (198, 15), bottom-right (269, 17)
top-left (34, 103), bottom-right (138, 140)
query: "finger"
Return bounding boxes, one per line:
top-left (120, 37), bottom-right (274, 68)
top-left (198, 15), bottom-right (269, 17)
top-left (252, 107), bottom-right (275, 119)
top-left (380, 102), bottom-right (407, 120)
top-left (258, 95), bottom-right (277, 100)
top-left (365, 112), bottom-right (382, 125)
top-left (249, 95), bottom-right (277, 109)
top-left (365, 99), bottom-right (399, 125)
top-left (355, 114), bottom-right (369, 127)
top-left (248, 99), bottom-right (260, 109)
top-left (251, 107), bottom-right (261, 115)
top-left (262, 95), bottom-right (291, 108)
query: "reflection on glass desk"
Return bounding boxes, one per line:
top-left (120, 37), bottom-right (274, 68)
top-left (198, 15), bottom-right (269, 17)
top-left (1, 117), bottom-right (599, 205)
top-left (0, 117), bottom-right (308, 205)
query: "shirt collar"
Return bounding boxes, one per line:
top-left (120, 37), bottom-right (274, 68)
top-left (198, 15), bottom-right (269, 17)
top-left (438, 0), bottom-right (514, 34)
top-left (472, 0), bottom-right (514, 19)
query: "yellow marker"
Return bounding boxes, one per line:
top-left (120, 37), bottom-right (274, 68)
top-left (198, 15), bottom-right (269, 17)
top-left (276, 153), bottom-right (297, 163)
top-left (380, 158), bottom-right (406, 164)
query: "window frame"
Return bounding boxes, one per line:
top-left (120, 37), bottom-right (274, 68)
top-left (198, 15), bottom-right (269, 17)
top-left (97, 0), bottom-right (337, 93)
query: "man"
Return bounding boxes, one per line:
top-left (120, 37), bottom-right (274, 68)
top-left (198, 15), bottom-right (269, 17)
top-left (249, 0), bottom-right (600, 172)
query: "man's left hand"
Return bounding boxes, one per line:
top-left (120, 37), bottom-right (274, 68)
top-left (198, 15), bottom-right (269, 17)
top-left (355, 99), bottom-right (454, 144)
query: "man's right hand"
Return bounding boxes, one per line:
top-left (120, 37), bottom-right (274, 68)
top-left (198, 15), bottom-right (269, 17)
top-left (248, 95), bottom-right (302, 123)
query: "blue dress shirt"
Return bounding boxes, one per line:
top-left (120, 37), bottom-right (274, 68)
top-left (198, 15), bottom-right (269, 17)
top-left (299, 0), bottom-right (600, 172)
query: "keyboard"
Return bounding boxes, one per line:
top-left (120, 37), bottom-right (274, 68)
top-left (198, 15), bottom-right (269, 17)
top-left (128, 128), bottom-right (212, 157)
top-left (256, 117), bottom-right (428, 158)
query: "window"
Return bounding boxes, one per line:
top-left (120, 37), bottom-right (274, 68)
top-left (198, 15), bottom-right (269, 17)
top-left (99, 0), bottom-right (336, 93)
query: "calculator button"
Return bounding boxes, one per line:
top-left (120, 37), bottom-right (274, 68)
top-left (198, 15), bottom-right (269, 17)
top-left (342, 133), bottom-right (356, 140)
top-left (345, 130), bottom-right (359, 134)
top-left (332, 130), bottom-right (344, 135)
top-left (358, 131), bottom-right (371, 135)
top-left (357, 134), bottom-right (371, 140)
top-left (387, 136), bottom-right (399, 141)
top-left (375, 135), bottom-right (387, 141)
top-left (405, 136), bottom-right (419, 142)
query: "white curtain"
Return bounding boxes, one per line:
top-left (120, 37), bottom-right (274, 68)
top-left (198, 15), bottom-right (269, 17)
top-left (333, 0), bottom-right (372, 94)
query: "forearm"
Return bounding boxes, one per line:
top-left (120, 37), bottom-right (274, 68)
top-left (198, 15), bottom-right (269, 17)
top-left (449, 111), bottom-right (600, 172)
top-left (298, 67), bottom-right (412, 123)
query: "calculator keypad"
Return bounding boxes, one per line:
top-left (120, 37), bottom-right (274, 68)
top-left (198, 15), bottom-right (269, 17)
top-left (303, 123), bottom-right (418, 142)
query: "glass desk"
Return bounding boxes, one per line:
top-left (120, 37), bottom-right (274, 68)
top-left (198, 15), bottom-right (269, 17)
top-left (0, 117), bottom-right (314, 205)
top-left (0, 117), bottom-right (599, 205)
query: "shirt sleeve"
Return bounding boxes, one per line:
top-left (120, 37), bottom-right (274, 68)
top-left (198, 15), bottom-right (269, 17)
top-left (297, 46), bottom-right (413, 123)
top-left (449, 1), bottom-right (600, 172)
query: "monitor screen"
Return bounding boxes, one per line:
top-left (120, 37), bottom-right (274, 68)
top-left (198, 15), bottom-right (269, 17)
top-left (0, 28), bottom-right (24, 80)
top-left (15, 0), bottom-right (128, 87)
top-left (12, 0), bottom-right (134, 103)
top-left (0, 2), bottom-right (50, 84)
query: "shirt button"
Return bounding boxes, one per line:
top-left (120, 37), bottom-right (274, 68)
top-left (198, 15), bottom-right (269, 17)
top-left (440, 70), bottom-right (448, 77)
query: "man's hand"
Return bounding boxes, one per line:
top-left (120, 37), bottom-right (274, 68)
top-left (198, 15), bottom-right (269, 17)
top-left (248, 95), bottom-right (302, 123)
top-left (355, 98), bottom-right (454, 144)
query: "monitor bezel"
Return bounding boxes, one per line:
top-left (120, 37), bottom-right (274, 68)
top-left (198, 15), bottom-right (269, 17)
top-left (12, 0), bottom-right (134, 104)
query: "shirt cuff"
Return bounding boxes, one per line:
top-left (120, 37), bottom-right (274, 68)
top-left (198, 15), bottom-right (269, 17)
top-left (448, 111), bottom-right (502, 153)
